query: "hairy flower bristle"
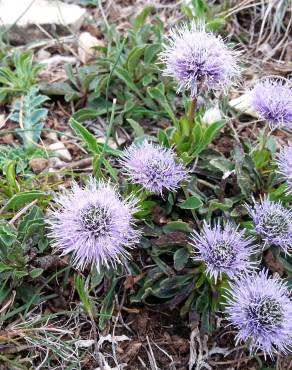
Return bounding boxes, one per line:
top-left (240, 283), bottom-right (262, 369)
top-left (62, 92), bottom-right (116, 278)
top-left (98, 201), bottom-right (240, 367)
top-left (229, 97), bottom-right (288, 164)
top-left (120, 141), bottom-right (188, 194)
top-left (277, 145), bottom-right (292, 194)
top-left (250, 79), bottom-right (292, 130)
top-left (160, 22), bottom-right (240, 97)
top-left (47, 178), bottom-right (140, 271)
top-left (190, 221), bottom-right (256, 283)
top-left (246, 197), bottom-right (292, 253)
top-left (225, 270), bottom-right (292, 357)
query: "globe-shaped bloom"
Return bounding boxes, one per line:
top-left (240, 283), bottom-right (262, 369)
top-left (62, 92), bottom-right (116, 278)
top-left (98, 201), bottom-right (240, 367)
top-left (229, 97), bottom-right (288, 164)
top-left (120, 141), bottom-right (188, 194)
top-left (225, 270), bottom-right (292, 357)
top-left (47, 179), bottom-right (139, 271)
top-left (250, 79), bottom-right (292, 130)
top-left (160, 22), bottom-right (240, 97)
top-left (246, 197), bottom-right (292, 253)
top-left (277, 145), bottom-right (292, 194)
top-left (190, 221), bottom-right (256, 283)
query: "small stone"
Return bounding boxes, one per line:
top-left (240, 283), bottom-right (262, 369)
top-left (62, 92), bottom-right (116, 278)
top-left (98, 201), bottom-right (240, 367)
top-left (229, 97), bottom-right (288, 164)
top-left (29, 158), bottom-right (49, 173)
top-left (44, 132), bottom-right (58, 143)
top-left (78, 32), bottom-right (104, 64)
top-left (36, 49), bottom-right (51, 61)
top-left (48, 157), bottom-right (66, 168)
top-left (41, 55), bottom-right (78, 70)
top-left (49, 142), bottom-right (72, 162)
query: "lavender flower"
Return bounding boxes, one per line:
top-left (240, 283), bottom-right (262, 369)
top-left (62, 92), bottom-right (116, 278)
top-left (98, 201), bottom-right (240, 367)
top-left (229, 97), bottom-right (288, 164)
top-left (190, 221), bottom-right (256, 283)
top-left (250, 79), bottom-right (292, 130)
top-left (160, 22), bottom-right (240, 97)
top-left (225, 270), bottom-right (292, 357)
top-left (47, 179), bottom-right (139, 271)
top-left (246, 197), bottom-right (292, 253)
top-left (120, 141), bottom-right (188, 194)
top-left (277, 145), bottom-right (292, 194)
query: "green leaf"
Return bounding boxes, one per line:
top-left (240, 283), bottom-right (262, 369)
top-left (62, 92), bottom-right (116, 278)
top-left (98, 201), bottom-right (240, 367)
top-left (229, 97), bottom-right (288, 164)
top-left (152, 275), bottom-right (193, 299)
top-left (252, 149), bottom-right (270, 169)
top-left (174, 248), bottom-right (190, 271)
top-left (157, 129), bottom-right (170, 147)
top-left (127, 46), bottom-right (146, 75)
top-left (0, 224), bottom-right (17, 247)
top-left (147, 83), bottom-right (177, 124)
top-left (64, 63), bottom-right (79, 88)
top-left (133, 6), bottom-right (154, 32)
top-left (29, 268), bottom-right (43, 278)
top-left (178, 195), bottom-right (203, 210)
top-left (126, 118), bottom-right (144, 137)
top-left (0, 263), bottom-right (12, 273)
top-left (3, 191), bottom-right (46, 211)
top-left (114, 66), bottom-right (143, 99)
top-left (72, 108), bottom-right (105, 122)
top-left (99, 278), bottom-right (118, 330)
top-left (70, 118), bottom-right (101, 154)
top-left (144, 44), bottom-right (161, 64)
top-left (207, 199), bottom-right (233, 220)
top-left (163, 221), bottom-right (192, 233)
top-left (206, 18), bottom-right (226, 32)
top-left (90, 266), bottom-right (104, 290)
top-left (18, 205), bottom-right (44, 234)
top-left (200, 121), bottom-right (225, 151)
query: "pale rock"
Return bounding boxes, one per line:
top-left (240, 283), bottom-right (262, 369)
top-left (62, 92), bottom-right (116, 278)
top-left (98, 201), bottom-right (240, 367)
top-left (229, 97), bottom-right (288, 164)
top-left (48, 142), bottom-right (72, 162)
top-left (229, 93), bottom-right (258, 118)
top-left (0, 0), bottom-right (87, 44)
top-left (78, 32), bottom-right (103, 64)
top-left (40, 55), bottom-right (77, 70)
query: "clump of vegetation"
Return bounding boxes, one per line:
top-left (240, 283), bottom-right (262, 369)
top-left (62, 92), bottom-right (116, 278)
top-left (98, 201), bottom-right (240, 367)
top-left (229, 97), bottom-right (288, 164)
top-left (0, 2), bottom-right (291, 369)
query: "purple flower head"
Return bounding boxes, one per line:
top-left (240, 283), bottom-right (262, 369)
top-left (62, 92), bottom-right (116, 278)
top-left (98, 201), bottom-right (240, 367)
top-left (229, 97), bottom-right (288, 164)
top-left (250, 79), bottom-right (292, 130)
top-left (47, 178), bottom-right (139, 271)
top-left (246, 197), bottom-right (292, 253)
top-left (277, 145), bottom-right (292, 194)
top-left (225, 270), bottom-right (292, 357)
top-left (160, 22), bottom-right (240, 97)
top-left (120, 141), bottom-right (188, 194)
top-left (190, 221), bottom-right (256, 283)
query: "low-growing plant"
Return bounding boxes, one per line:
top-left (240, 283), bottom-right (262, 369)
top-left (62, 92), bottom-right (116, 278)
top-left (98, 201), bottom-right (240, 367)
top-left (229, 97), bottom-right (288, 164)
top-left (10, 86), bottom-right (49, 148)
top-left (0, 50), bottom-right (43, 102)
top-left (0, 5), bottom-right (291, 367)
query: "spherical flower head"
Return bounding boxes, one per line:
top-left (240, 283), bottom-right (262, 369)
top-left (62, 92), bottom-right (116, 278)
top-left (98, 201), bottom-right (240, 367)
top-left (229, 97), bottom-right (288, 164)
top-left (246, 197), bottom-right (292, 253)
top-left (225, 270), bottom-right (292, 357)
top-left (47, 178), bottom-right (139, 271)
top-left (160, 22), bottom-right (240, 97)
top-left (190, 221), bottom-right (256, 283)
top-left (250, 79), bottom-right (292, 130)
top-left (277, 145), bottom-right (292, 194)
top-left (120, 141), bottom-right (188, 194)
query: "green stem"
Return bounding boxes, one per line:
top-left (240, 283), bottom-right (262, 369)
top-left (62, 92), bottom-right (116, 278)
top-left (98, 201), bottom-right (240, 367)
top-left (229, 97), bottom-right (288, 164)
top-left (95, 98), bottom-right (117, 177)
top-left (259, 123), bottom-right (270, 151)
top-left (187, 98), bottom-right (197, 129)
top-left (182, 184), bottom-right (200, 229)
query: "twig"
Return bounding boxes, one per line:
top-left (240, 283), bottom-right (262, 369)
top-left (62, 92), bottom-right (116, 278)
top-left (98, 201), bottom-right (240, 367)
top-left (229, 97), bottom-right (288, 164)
top-left (8, 200), bottom-right (38, 225)
top-left (208, 352), bottom-right (265, 366)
